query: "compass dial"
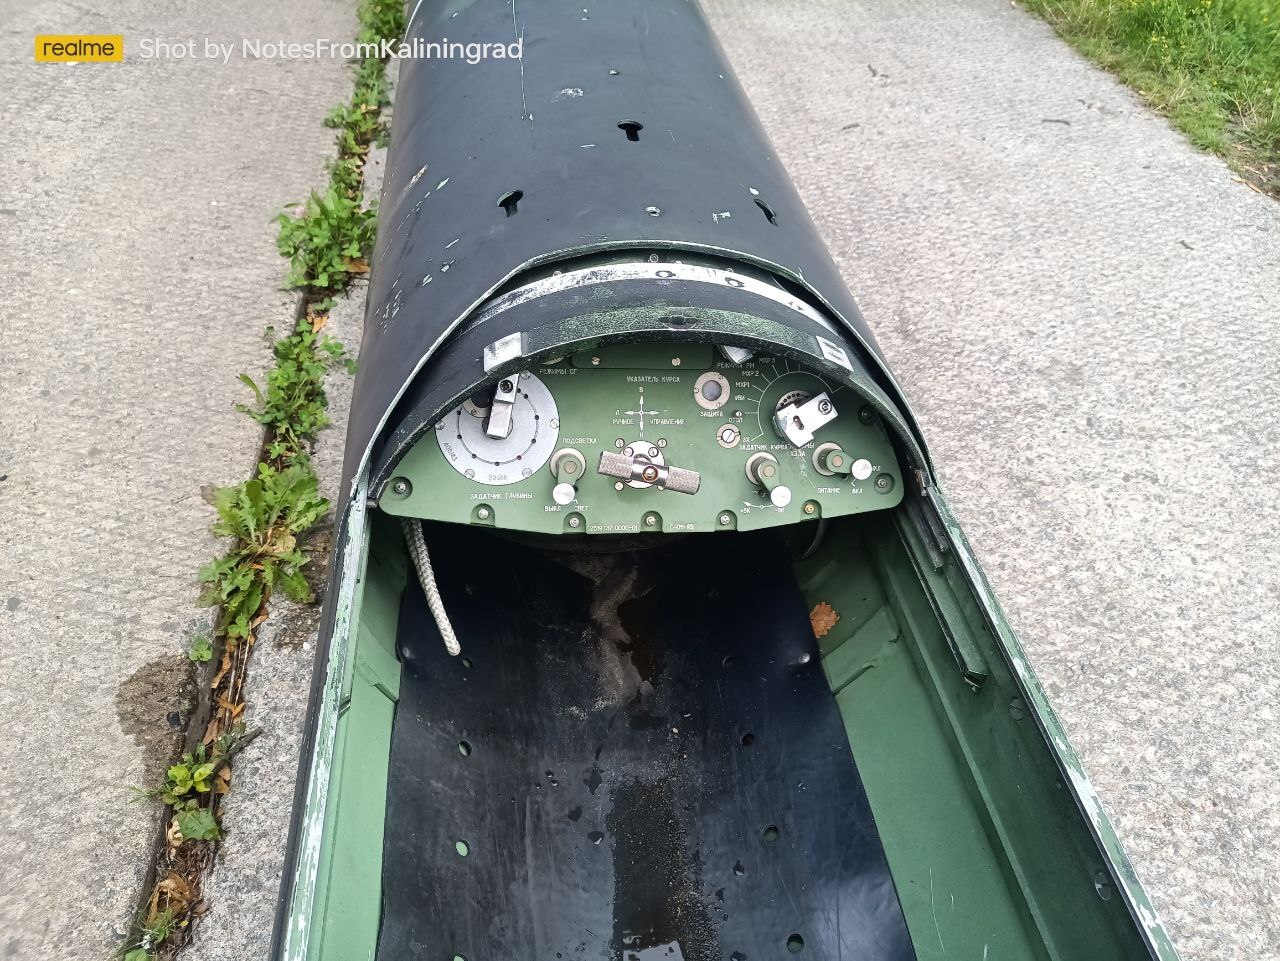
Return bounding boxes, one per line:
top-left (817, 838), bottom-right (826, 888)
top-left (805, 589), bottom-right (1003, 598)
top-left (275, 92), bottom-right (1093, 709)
top-left (435, 373), bottom-right (560, 485)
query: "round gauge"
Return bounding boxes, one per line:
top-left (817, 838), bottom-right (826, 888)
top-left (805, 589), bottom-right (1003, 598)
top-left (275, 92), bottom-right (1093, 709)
top-left (693, 371), bottom-right (731, 411)
top-left (434, 372), bottom-right (560, 485)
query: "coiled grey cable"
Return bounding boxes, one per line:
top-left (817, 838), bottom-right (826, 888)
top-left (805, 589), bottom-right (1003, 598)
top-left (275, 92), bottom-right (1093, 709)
top-left (401, 518), bottom-right (460, 656)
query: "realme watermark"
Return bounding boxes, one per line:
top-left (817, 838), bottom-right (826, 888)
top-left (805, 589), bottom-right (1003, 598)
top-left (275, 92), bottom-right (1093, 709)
top-left (34, 35), bottom-right (124, 62)
top-left (136, 36), bottom-right (522, 64)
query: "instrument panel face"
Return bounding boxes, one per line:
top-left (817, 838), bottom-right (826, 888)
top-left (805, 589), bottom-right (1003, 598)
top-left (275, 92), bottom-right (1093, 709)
top-left (380, 344), bottom-right (904, 534)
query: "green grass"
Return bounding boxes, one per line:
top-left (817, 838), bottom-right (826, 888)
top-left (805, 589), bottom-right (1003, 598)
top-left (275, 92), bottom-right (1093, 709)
top-left (1021, 0), bottom-right (1280, 195)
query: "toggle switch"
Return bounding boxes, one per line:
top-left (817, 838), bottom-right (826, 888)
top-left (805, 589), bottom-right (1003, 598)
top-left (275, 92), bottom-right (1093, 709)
top-left (550, 448), bottom-right (587, 505)
top-left (812, 442), bottom-right (852, 477)
top-left (745, 452), bottom-right (792, 508)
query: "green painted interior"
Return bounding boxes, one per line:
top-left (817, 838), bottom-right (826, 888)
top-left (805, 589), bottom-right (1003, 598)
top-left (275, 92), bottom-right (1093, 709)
top-left (302, 508), bottom-right (1154, 961)
top-left (796, 514), bottom-right (1152, 961)
top-left (379, 343), bottom-right (903, 534)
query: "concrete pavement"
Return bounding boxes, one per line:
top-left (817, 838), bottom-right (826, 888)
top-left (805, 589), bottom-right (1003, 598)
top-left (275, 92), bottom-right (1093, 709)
top-left (704, 1), bottom-right (1280, 959)
top-left (0, 0), bottom-right (354, 956)
top-left (1, 1), bottom-right (1277, 960)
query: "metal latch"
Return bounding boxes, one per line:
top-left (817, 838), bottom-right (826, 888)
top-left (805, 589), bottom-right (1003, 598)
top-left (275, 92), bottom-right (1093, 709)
top-left (484, 377), bottom-right (519, 439)
top-left (773, 392), bottom-right (837, 447)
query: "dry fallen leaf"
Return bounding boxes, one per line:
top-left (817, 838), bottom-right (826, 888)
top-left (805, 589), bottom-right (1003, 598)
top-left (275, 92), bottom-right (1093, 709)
top-left (166, 815), bottom-right (183, 848)
top-left (809, 601), bottom-right (840, 639)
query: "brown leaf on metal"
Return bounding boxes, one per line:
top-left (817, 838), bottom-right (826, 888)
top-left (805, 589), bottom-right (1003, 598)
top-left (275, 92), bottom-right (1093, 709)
top-left (809, 601), bottom-right (840, 639)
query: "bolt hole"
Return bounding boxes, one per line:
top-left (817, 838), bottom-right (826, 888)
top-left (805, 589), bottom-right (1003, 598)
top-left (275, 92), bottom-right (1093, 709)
top-left (786, 934), bottom-right (805, 953)
top-left (754, 198), bottom-right (777, 225)
top-left (458, 740), bottom-right (472, 757)
top-left (497, 189), bottom-right (523, 217)
top-left (762, 824), bottom-right (779, 842)
top-left (618, 120), bottom-right (643, 141)
top-left (455, 840), bottom-right (470, 857)
top-left (741, 732), bottom-right (755, 747)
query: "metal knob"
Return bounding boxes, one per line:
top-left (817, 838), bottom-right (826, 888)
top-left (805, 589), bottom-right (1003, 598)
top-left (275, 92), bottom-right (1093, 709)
top-left (744, 452), bottom-right (791, 508)
top-left (550, 448), bottom-right (586, 505)
top-left (813, 442), bottom-right (852, 477)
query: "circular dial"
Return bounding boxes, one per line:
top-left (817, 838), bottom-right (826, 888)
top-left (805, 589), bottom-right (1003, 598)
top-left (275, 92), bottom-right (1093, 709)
top-left (434, 372), bottom-right (559, 485)
top-left (754, 370), bottom-right (839, 446)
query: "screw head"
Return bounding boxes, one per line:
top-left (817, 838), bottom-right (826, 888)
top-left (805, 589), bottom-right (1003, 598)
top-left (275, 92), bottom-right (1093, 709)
top-left (818, 399), bottom-right (832, 415)
top-left (391, 478), bottom-right (411, 496)
top-left (591, 356), bottom-right (601, 366)
top-left (568, 515), bottom-right (582, 529)
top-left (476, 506), bottom-right (492, 520)
top-left (498, 378), bottom-right (514, 393)
top-left (671, 357), bottom-right (682, 367)
top-left (875, 474), bottom-right (892, 491)
top-left (646, 206), bottom-right (661, 217)
top-left (718, 512), bottom-right (733, 526)
top-left (614, 481), bottom-right (625, 492)
top-left (858, 406), bottom-right (875, 424)
top-left (803, 502), bottom-right (817, 515)
top-left (644, 514), bottom-right (658, 527)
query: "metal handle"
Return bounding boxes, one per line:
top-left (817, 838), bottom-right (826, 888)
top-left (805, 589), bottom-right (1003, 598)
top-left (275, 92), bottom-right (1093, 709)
top-left (597, 451), bottom-right (701, 495)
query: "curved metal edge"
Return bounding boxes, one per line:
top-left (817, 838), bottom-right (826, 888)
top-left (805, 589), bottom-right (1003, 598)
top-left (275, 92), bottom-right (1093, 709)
top-left (271, 488), bottom-right (369, 961)
top-left (343, 239), bottom-right (926, 496)
top-left (367, 258), bottom-right (932, 495)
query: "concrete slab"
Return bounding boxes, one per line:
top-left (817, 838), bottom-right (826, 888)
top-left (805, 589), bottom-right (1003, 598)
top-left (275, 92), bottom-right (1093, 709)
top-left (703, 1), bottom-right (1280, 959)
top-left (184, 138), bottom-right (387, 961)
top-left (0, 1), bottom-right (355, 957)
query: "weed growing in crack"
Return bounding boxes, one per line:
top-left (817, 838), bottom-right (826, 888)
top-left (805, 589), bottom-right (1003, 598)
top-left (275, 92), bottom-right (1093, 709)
top-left (237, 315), bottom-right (356, 463)
top-left (276, 186), bottom-right (377, 291)
top-left (127, 0), bottom-right (404, 956)
top-left (276, 0), bottom-right (404, 292)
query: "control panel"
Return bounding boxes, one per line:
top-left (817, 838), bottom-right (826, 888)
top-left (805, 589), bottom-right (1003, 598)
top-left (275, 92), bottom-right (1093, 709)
top-left (378, 343), bottom-right (903, 534)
